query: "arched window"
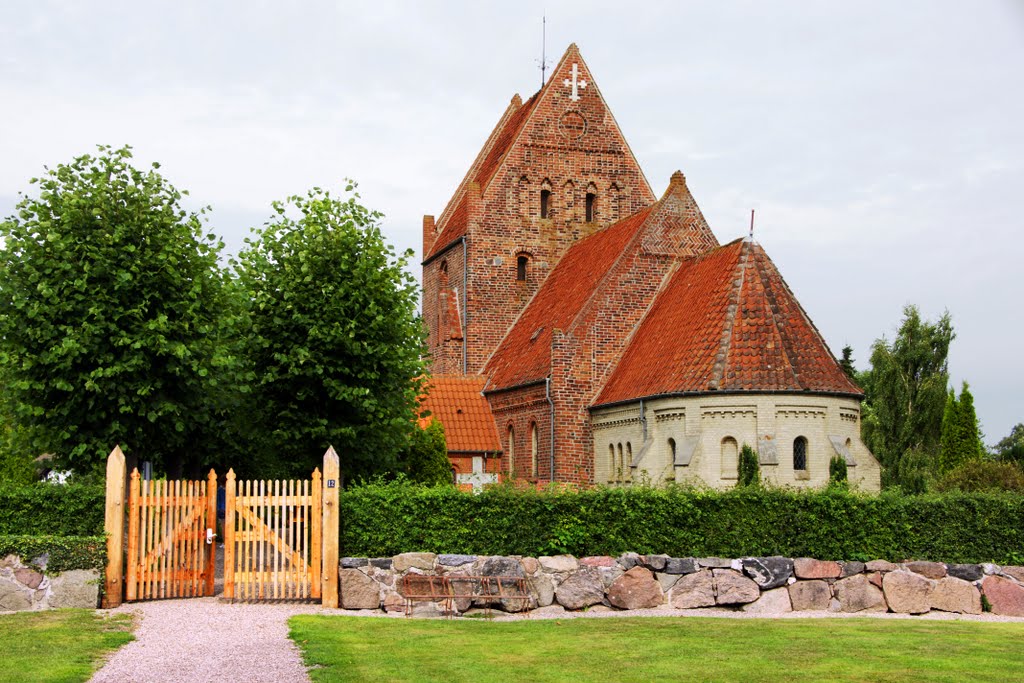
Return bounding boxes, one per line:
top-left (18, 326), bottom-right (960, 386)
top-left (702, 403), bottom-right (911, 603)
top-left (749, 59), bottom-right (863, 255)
top-left (585, 183), bottom-right (598, 222)
top-left (507, 425), bottom-right (515, 476)
top-left (540, 179), bottom-right (553, 219)
top-left (625, 442), bottom-right (632, 481)
top-left (517, 254), bottom-right (528, 281)
top-left (668, 438), bottom-right (676, 462)
top-left (794, 437), bottom-right (808, 471)
top-left (608, 444), bottom-right (615, 479)
top-left (530, 422), bottom-right (539, 477)
top-left (721, 437), bottom-right (739, 479)
top-left (617, 443), bottom-right (624, 481)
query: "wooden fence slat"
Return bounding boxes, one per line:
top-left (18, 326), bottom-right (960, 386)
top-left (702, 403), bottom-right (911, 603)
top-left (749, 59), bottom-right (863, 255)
top-left (224, 470), bottom-right (236, 600)
top-left (103, 447), bottom-right (126, 608)
top-left (125, 468), bottom-right (141, 602)
top-left (311, 468), bottom-right (322, 600)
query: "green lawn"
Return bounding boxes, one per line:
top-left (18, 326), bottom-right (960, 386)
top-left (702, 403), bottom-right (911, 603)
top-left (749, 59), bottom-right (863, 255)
top-left (289, 615), bottom-right (1024, 683)
top-left (0, 609), bottom-right (133, 683)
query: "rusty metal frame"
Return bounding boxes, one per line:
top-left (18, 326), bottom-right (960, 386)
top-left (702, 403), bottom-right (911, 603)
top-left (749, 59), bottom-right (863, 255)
top-left (401, 574), bottom-right (530, 618)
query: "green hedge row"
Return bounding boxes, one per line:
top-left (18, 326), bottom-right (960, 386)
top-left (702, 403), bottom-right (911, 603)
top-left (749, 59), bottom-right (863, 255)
top-left (0, 482), bottom-right (106, 536)
top-left (339, 482), bottom-right (1024, 564)
top-left (0, 535), bottom-right (107, 574)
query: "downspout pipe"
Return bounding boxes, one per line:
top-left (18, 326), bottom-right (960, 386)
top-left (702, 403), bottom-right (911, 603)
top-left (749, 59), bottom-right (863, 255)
top-left (461, 236), bottom-right (468, 374)
top-left (546, 377), bottom-right (555, 482)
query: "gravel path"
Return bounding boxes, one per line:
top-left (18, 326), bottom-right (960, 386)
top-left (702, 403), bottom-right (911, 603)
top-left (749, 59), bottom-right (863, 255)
top-left (90, 599), bottom-right (323, 683)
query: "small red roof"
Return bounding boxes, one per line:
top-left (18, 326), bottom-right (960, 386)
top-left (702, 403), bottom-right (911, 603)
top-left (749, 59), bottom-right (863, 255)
top-left (484, 207), bottom-right (653, 390)
top-left (418, 375), bottom-right (501, 453)
top-left (425, 93), bottom-right (540, 260)
top-left (596, 239), bottom-right (861, 404)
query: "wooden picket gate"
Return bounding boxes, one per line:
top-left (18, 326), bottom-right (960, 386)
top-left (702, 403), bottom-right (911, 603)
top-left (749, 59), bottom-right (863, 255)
top-left (103, 446), bottom-right (340, 608)
top-left (124, 468), bottom-right (217, 601)
top-left (223, 470), bottom-right (322, 601)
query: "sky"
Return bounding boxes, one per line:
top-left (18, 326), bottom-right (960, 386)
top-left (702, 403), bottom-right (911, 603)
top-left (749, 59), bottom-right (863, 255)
top-left (2, 1), bottom-right (1022, 445)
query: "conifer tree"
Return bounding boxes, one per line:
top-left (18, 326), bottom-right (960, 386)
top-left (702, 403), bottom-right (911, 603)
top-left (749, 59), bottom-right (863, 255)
top-left (955, 382), bottom-right (985, 461)
top-left (738, 444), bottom-right (760, 487)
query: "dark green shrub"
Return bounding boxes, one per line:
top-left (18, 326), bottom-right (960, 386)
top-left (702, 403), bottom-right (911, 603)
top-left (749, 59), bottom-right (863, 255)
top-left (935, 460), bottom-right (1024, 493)
top-left (738, 444), bottom-right (760, 487)
top-left (0, 482), bottom-right (105, 535)
top-left (0, 535), bottom-right (106, 573)
top-left (829, 455), bottom-right (848, 486)
top-left (339, 480), bottom-right (1024, 563)
top-left (400, 421), bottom-right (452, 486)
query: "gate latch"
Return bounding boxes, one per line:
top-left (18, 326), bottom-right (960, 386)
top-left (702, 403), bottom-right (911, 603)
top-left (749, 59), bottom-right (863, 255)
top-left (206, 528), bottom-right (214, 545)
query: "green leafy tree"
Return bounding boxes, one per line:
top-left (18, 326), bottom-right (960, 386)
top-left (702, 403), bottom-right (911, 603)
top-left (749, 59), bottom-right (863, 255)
top-left (839, 345), bottom-right (858, 382)
top-left (939, 382), bottom-right (984, 475)
top-left (935, 459), bottom-right (1024, 493)
top-left (400, 419), bottom-right (452, 486)
top-left (994, 423), bottom-right (1024, 467)
top-left (860, 305), bottom-right (953, 488)
top-left (0, 146), bottom-right (234, 476)
top-left (236, 185), bottom-right (426, 480)
top-left (738, 443), bottom-right (760, 487)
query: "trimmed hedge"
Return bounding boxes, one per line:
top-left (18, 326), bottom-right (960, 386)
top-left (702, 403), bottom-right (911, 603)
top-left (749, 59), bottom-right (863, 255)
top-left (0, 482), bottom-right (106, 536)
top-left (339, 482), bottom-right (1024, 564)
top-left (0, 535), bottom-right (106, 574)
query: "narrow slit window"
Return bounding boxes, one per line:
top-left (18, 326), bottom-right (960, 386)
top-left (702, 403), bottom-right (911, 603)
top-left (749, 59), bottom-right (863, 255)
top-left (668, 438), bottom-right (676, 462)
top-left (517, 255), bottom-right (528, 281)
top-left (540, 189), bottom-right (551, 218)
top-left (585, 192), bottom-right (596, 222)
top-left (794, 436), bottom-right (808, 471)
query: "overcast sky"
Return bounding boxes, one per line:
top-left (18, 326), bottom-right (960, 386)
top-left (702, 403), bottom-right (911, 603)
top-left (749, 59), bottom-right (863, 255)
top-left (2, 1), bottom-right (1022, 444)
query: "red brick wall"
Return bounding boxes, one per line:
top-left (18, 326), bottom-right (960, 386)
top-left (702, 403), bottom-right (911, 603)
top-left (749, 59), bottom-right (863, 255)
top-left (486, 382), bottom-right (552, 482)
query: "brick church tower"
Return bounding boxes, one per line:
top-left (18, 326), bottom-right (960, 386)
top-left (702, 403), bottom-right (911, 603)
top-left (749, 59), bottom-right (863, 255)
top-left (421, 44), bottom-right (654, 375)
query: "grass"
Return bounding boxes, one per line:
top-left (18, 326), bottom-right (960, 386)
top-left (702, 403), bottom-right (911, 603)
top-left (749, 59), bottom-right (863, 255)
top-left (289, 615), bottom-right (1024, 683)
top-left (0, 609), bottom-right (134, 683)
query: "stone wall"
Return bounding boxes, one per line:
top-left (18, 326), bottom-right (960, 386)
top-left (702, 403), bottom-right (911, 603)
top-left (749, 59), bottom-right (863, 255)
top-left (0, 553), bottom-right (100, 612)
top-left (338, 552), bottom-right (1024, 618)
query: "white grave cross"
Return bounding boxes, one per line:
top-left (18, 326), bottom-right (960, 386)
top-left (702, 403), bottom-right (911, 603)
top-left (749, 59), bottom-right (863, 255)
top-left (563, 63), bottom-right (587, 102)
top-left (456, 456), bottom-right (498, 494)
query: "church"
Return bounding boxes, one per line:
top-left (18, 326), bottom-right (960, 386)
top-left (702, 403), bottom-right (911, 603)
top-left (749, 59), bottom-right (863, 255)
top-left (419, 44), bottom-right (881, 492)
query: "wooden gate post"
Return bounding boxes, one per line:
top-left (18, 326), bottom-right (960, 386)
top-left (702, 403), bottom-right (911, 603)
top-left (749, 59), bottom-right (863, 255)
top-left (321, 447), bottom-right (340, 608)
top-left (224, 469), bottom-right (236, 600)
top-left (103, 446), bottom-right (126, 608)
top-left (205, 469), bottom-right (218, 596)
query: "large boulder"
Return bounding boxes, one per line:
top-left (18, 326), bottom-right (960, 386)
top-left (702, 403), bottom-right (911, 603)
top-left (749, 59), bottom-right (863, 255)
top-left (713, 569), bottom-right (760, 605)
top-left (539, 555), bottom-right (578, 574)
top-left (479, 556), bottom-right (525, 578)
top-left (882, 570), bottom-right (933, 614)
top-left (1001, 566), bottom-right (1024, 583)
top-left (47, 569), bottom-right (100, 609)
top-left (554, 567), bottom-right (604, 610)
top-left (789, 580), bottom-right (831, 611)
top-left (393, 553), bottom-right (436, 572)
top-left (905, 561), bottom-right (946, 580)
top-left (437, 554), bottom-right (476, 567)
top-left (642, 555), bottom-right (669, 572)
top-left (982, 575), bottom-right (1024, 617)
top-left (865, 560), bottom-right (899, 572)
top-left (931, 577), bottom-right (981, 614)
top-left (741, 587), bottom-right (792, 614)
top-left (671, 569), bottom-right (715, 609)
top-left (793, 558), bottom-right (841, 580)
top-left (340, 568), bottom-right (381, 610)
top-left (663, 558), bottom-right (698, 575)
top-left (528, 573), bottom-right (555, 608)
top-left (833, 574), bottom-right (886, 613)
top-left (840, 561), bottom-right (866, 578)
top-left (0, 576), bottom-right (33, 611)
top-left (607, 567), bottom-right (664, 610)
top-left (657, 573), bottom-right (681, 592)
top-left (741, 557), bottom-right (793, 590)
top-left (697, 557), bottom-right (732, 569)
top-left (946, 564), bottom-right (983, 582)
top-left (579, 556), bottom-right (617, 568)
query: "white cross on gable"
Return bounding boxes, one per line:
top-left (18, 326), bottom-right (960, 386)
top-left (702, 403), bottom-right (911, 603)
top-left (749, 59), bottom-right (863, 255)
top-left (456, 456), bottom-right (498, 494)
top-left (563, 63), bottom-right (587, 102)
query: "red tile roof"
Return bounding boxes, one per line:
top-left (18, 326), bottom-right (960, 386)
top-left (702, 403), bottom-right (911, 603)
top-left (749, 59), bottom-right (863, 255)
top-left (418, 375), bottom-right (501, 453)
top-left (596, 239), bottom-right (861, 405)
top-left (484, 207), bottom-right (653, 390)
top-left (425, 93), bottom-right (540, 260)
